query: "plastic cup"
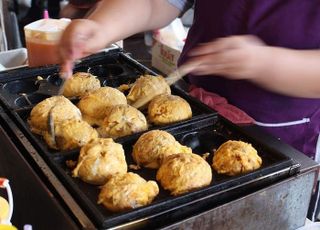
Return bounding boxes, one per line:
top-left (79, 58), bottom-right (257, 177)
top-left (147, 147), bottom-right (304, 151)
top-left (0, 196), bottom-right (9, 223)
top-left (24, 18), bottom-right (71, 67)
top-left (0, 178), bottom-right (13, 226)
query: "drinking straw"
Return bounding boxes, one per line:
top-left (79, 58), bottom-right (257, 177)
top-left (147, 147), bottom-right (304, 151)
top-left (42, 0), bottom-right (49, 19)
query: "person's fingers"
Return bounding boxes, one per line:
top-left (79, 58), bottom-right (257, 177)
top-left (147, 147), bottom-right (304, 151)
top-left (59, 20), bottom-right (91, 60)
top-left (188, 37), bottom-right (240, 56)
top-left (71, 33), bottom-right (91, 58)
top-left (190, 62), bottom-right (236, 77)
top-left (80, 29), bottom-right (105, 55)
top-left (60, 60), bottom-right (74, 79)
top-left (59, 19), bottom-right (106, 62)
top-left (191, 62), bottom-right (229, 76)
top-left (243, 35), bottom-right (265, 45)
top-left (185, 51), bottom-right (238, 76)
top-left (188, 41), bottom-right (222, 57)
top-left (186, 51), bottom-right (226, 69)
top-left (185, 35), bottom-right (266, 79)
top-left (188, 55), bottom-right (250, 79)
top-left (188, 35), bottom-right (263, 57)
top-left (59, 20), bottom-right (101, 79)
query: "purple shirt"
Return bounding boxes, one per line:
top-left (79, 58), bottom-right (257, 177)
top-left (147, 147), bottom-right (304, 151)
top-left (179, 0), bottom-right (320, 159)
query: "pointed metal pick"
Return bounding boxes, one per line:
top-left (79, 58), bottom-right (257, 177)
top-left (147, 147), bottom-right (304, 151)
top-left (47, 106), bottom-right (56, 146)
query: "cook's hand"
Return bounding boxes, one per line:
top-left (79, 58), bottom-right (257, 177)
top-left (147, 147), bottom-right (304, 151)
top-left (186, 35), bottom-right (269, 80)
top-left (59, 19), bottom-right (106, 79)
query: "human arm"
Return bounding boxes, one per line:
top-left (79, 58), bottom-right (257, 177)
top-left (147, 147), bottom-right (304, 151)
top-left (186, 35), bottom-right (320, 98)
top-left (59, 0), bottom-right (99, 19)
top-left (59, 0), bottom-right (181, 78)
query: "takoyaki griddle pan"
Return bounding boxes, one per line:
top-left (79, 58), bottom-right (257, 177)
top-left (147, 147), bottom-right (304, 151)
top-left (0, 50), bottom-right (217, 156)
top-left (0, 49), bottom-right (300, 229)
top-left (50, 115), bottom-right (300, 229)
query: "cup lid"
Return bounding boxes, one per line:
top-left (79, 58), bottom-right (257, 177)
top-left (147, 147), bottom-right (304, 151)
top-left (24, 18), bottom-right (71, 33)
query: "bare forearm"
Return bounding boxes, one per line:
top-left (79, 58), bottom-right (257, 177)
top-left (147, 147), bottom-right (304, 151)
top-left (251, 47), bottom-right (320, 98)
top-left (88, 0), bottom-right (180, 45)
top-left (187, 36), bottom-right (320, 98)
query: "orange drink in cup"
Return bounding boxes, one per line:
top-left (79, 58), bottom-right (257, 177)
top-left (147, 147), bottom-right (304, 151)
top-left (24, 18), bottom-right (71, 67)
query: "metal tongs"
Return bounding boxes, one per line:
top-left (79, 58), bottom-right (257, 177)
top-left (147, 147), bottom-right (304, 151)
top-left (47, 106), bottom-right (57, 147)
top-left (57, 69), bottom-right (73, 95)
top-left (131, 64), bottom-right (194, 109)
top-left (57, 79), bottom-right (67, 95)
top-left (57, 59), bottom-right (83, 95)
top-left (36, 77), bottom-right (67, 96)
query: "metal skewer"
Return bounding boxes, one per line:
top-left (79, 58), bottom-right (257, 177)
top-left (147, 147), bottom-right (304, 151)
top-left (131, 64), bottom-right (194, 109)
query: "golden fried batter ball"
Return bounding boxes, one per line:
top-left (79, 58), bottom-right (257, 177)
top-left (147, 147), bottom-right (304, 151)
top-left (72, 138), bottom-right (127, 185)
top-left (43, 119), bottom-right (98, 150)
top-left (148, 94), bottom-right (192, 125)
top-left (28, 96), bottom-right (82, 135)
top-left (212, 140), bottom-right (262, 176)
top-left (98, 172), bottom-right (159, 212)
top-left (132, 130), bottom-right (192, 169)
top-left (98, 104), bottom-right (148, 139)
top-left (63, 72), bottom-right (101, 98)
top-left (126, 75), bottom-right (171, 106)
top-left (77, 87), bottom-right (127, 126)
top-left (157, 153), bottom-right (212, 196)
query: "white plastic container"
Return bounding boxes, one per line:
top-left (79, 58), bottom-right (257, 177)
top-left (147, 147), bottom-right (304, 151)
top-left (296, 219), bottom-right (320, 230)
top-left (0, 48), bottom-right (28, 71)
top-left (24, 18), bottom-right (70, 67)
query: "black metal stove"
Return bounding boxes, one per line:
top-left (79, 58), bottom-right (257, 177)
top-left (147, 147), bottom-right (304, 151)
top-left (0, 47), bottom-right (303, 229)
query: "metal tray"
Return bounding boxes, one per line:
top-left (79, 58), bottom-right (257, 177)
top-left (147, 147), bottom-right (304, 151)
top-left (0, 50), bottom-right (216, 158)
top-left (48, 115), bottom-right (300, 229)
top-left (0, 49), bottom-right (213, 113)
